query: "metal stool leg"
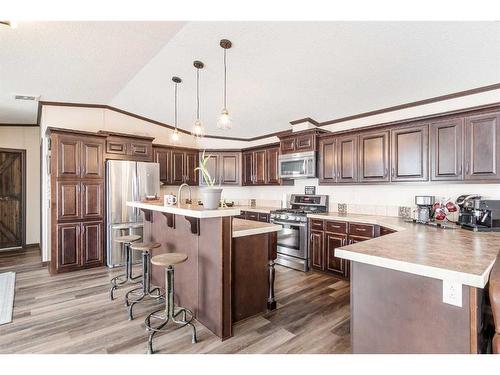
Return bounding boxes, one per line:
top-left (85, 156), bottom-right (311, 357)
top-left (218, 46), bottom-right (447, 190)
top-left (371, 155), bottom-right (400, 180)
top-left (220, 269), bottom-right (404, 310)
top-left (110, 242), bottom-right (141, 301)
top-left (145, 265), bottom-right (197, 354)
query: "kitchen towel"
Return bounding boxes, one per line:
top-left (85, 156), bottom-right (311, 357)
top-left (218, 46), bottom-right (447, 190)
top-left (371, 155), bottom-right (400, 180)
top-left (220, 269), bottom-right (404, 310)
top-left (0, 272), bottom-right (16, 325)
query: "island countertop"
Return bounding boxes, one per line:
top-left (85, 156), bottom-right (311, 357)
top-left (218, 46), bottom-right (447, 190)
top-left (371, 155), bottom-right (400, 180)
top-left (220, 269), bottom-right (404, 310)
top-left (127, 200), bottom-right (241, 218)
top-left (307, 212), bottom-right (500, 288)
top-left (232, 218), bottom-right (282, 238)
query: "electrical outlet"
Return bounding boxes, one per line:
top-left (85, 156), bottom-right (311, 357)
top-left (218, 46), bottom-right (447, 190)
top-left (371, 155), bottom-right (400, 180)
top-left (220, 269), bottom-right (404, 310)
top-left (442, 280), bottom-right (462, 307)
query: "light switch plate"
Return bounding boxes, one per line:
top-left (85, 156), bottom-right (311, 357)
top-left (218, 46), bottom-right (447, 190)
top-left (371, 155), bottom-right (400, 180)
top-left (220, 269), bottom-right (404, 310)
top-left (442, 280), bottom-right (462, 307)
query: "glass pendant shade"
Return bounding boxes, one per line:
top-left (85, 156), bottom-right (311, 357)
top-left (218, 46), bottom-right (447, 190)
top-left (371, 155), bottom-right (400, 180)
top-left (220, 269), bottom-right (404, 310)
top-left (217, 108), bottom-right (232, 129)
top-left (192, 119), bottom-right (204, 137)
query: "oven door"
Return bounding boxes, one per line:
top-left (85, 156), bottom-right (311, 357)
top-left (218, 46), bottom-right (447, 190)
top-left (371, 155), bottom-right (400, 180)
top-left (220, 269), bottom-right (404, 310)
top-left (272, 220), bottom-right (308, 259)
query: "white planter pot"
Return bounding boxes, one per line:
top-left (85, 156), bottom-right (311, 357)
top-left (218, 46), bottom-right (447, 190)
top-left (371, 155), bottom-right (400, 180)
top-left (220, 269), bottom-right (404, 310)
top-left (201, 187), bottom-right (223, 210)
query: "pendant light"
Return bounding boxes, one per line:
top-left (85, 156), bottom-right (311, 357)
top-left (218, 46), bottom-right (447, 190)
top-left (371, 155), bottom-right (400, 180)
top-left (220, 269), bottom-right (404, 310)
top-left (171, 76), bottom-right (181, 142)
top-left (192, 60), bottom-right (204, 137)
top-left (217, 39), bottom-right (232, 130)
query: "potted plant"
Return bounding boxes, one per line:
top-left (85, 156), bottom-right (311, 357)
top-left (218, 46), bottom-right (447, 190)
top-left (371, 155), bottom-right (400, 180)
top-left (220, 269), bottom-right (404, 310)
top-left (195, 151), bottom-right (223, 210)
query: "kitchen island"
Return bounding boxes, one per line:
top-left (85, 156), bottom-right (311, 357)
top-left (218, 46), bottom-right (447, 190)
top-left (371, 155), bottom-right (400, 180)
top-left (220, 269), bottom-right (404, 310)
top-left (308, 212), bottom-right (500, 354)
top-left (127, 201), bottom-right (281, 340)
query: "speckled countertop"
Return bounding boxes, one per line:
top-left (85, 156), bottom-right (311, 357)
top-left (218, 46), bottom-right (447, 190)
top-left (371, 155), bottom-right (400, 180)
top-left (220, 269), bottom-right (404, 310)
top-left (232, 218), bottom-right (282, 238)
top-left (235, 206), bottom-right (279, 214)
top-left (307, 212), bottom-right (500, 288)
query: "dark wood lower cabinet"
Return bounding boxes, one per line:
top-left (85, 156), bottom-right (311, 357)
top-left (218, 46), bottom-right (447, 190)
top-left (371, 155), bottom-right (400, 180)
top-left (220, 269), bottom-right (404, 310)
top-left (238, 211), bottom-right (270, 223)
top-left (310, 230), bottom-right (324, 271)
top-left (81, 221), bottom-right (103, 266)
top-left (325, 232), bottom-right (347, 276)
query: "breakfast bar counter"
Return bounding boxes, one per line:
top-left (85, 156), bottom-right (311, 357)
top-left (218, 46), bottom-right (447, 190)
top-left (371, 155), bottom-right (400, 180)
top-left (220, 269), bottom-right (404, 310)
top-left (126, 201), bottom-right (281, 340)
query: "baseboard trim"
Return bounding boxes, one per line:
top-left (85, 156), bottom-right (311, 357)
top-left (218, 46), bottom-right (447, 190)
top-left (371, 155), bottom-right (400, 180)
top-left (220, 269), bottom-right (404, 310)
top-left (23, 243), bottom-right (40, 248)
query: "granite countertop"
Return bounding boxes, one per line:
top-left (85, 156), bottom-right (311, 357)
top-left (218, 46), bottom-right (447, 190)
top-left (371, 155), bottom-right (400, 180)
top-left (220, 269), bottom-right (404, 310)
top-left (127, 201), bottom-right (241, 218)
top-left (232, 218), bottom-right (282, 238)
top-left (307, 212), bottom-right (500, 288)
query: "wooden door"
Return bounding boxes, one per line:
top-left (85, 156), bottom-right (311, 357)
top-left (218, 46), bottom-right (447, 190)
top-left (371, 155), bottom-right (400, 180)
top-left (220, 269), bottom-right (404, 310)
top-left (310, 230), bottom-right (324, 271)
top-left (153, 148), bottom-right (171, 183)
top-left (57, 135), bottom-right (80, 178)
top-left (170, 150), bottom-right (185, 184)
top-left (325, 232), bottom-right (347, 276)
top-left (390, 124), bottom-right (429, 182)
top-left (253, 150), bottom-right (267, 184)
top-left (319, 137), bottom-right (336, 183)
top-left (200, 153), bottom-right (219, 186)
top-left (265, 147), bottom-right (280, 185)
top-left (0, 149), bottom-right (25, 249)
top-left (81, 181), bottom-right (103, 220)
top-left (56, 180), bottom-right (81, 221)
top-left (81, 139), bottom-right (104, 178)
top-left (359, 130), bottom-right (390, 182)
top-left (242, 152), bottom-right (254, 185)
top-left (184, 151), bottom-right (199, 185)
top-left (430, 118), bottom-right (463, 181)
top-left (56, 222), bottom-right (81, 272)
top-left (220, 153), bottom-right (240, 185)
top-left (81, 221), bottom-right (103, 266)
top-left (280, 137), bottom-right (296, 154)
top-left (464, 112), bottom-right (500, 180)
top-left (337, 134), bottom-right (358, 183)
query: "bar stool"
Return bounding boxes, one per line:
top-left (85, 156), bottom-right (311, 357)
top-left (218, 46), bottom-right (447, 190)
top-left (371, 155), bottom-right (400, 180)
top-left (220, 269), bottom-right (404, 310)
top-left (109, 234), bottom-right (142, 301)
top-left (125, 242), bottom-right (163, 320)
top-left (145, 253), bottom-right (197, 354)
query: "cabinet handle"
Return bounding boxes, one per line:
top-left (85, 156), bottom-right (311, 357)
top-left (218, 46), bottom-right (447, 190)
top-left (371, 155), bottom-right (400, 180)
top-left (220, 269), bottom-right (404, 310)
top-left (391, 167), bottom-right (395, 177)
top-left (337, 171), bottom-right (340, 178)
top-left (458, 165), bottom-right (462, 175)
top-left (466, 162), bottom-right (470, 175)
top-left (384, 167), bottom-right (388, 178)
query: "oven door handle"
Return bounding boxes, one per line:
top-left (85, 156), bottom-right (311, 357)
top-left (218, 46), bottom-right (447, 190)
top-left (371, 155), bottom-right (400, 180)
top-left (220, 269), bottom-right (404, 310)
top-left (271, 220), bottom-right (307, 227)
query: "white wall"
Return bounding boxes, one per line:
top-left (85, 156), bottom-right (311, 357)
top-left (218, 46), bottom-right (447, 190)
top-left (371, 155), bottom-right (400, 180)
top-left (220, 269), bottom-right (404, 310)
top-left (0, 126), bottom-right (40, 245)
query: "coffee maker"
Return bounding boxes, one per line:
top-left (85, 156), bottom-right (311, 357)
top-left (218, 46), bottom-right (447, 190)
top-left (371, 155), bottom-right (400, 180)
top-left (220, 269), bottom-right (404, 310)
top-left (457, 195), bottom-right (500, 232)
top-left (414, 196), bottom-right (435, 223)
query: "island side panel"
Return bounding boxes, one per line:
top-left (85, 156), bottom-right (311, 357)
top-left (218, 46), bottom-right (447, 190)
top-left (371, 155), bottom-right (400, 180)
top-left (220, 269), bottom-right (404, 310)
top-left (145, 211), bottom-right (199, 317)
top-left (351, 261), bottom-right (471, 354)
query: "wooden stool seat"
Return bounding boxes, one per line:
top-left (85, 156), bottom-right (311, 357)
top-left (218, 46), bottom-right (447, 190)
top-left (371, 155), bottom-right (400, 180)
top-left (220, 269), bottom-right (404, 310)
top-left (130, 242), bottom-right (161, 252)
top-left (151, 253), bottom-right (188, 267)
top-left (115, 234), bottom-right (141, 243)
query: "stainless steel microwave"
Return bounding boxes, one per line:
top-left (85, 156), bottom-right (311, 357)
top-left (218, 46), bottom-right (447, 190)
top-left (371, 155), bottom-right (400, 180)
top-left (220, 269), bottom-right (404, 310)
top-left (278, 151), bottom-right (316, 179)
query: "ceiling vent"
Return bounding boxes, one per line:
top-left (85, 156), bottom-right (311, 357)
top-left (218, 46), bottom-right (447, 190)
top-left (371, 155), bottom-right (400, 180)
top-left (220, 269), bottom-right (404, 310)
top-left (14, 94), bottom-right (40, 101)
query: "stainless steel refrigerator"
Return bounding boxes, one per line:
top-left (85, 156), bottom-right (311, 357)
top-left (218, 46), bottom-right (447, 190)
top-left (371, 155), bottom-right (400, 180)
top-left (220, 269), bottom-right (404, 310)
top-left (106, 160), bottom-right (160, 268)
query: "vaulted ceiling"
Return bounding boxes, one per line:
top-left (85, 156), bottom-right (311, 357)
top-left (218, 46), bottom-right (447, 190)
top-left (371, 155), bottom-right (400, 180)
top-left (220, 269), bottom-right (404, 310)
top-left (1, 21), bottom-right (499, 138)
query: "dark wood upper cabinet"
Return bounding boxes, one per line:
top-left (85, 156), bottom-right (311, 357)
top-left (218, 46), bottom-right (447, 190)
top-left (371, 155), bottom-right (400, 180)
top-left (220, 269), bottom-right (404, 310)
top-left (280, 137), bottom-right (296, 154)
top-left (81, 221), bottom-right (103, 267)
top-left (242, 151), bottom-right (254, 185)
top-left (170, 150), bottom-right (185, 184)
top-left (266, 147), bottom-right (280, 185)
top-left (359, 130), bottom-right (390, 182)
top-left (319, 137), bottom-right (336, 183)
top-left (81, 139), bottom-right (105, 179)
top-left (390, 124), bottom-right (429, 182)
top-left (103, 133), bottom-right (154, 161)
top-left (199, 153), bottom-right (219, 186)
top-left (430, 118), bottom-right (463, 181)
top-left (57, 181), bottom-right (80, 221)
top-left (337, 134), bottom-right (358, 183)
top-left (295, 133), bottom-right (315, 151)
top-left (220, 153), bottom-right (240, 185)
top-left (153, 148), bottom-right (171, 184)
top-left (81, 180), bottom-right (103, 220)
top-left (279, 130), bottom-right (319, 154)
top-left (253, 150), bottom-right (267, 184)
top-left (130, 141), bottom-right (152, 158)
top-left (184, 151), bottom-right (199, 185)
top-left (464, 112), bottom-right (500, 180)
top-left (57, 136), bottom-right (81, 178)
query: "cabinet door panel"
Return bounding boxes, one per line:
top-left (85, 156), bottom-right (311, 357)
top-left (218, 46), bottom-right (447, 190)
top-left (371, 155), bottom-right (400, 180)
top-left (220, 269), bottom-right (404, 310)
top-left (130, 142), bottom-right (152, 159)
top-left (81, 221), bottom-right (103, 266)
top-left (242, 152), bottom-right (254, 185)
top-left (106, 140), bottom-right (127, 155)
top-left (154, 148), bottom-right (171, 183)
top-left (57, 136), bottom-right (80, 178)
top-left (254, 150), bottom-right (267, 184)
top-left (57, 223), bottom-right (81, 270)
top-left (185, 151), bottom-right (199, 185)
top-left (430, 119), bottom-right (463, 181)
top-left (57, 181), bottom-right (80, 220)
top-left (337, 135), bottom-right (358, 183)
top-left (221, 153), bottom-right (240, 185)
top-left (310, 230), bottom-right (324, 271)
top-left (81, 139), bottom-right (104, 178)
top-left (391, 124), bottom-right (428, 181)
top-left (265, 147), bottom-right (280, 185)
top-left (170, 151), bottom-right (185, 184)
top-left (319, 137), bottom-right (336, 183)
top-left (280, 137), bottom-right (296, 153)
top-left (81, 181), bottom-right (103, 219)
top-left (325, 232), bottom-right (347, 276)
top-left (295, 133), bottom-right (314, 152)
top-left (465, 112), bottom-right (500, 180)
top-left (200, 153), bottom-right (219, 186)
top-left (359, 131), bottom-right (390, 182)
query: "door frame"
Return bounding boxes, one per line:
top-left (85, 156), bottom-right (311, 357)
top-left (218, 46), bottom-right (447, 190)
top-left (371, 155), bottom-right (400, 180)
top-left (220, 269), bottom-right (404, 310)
top-left (0, 147), bottom-right (26, 249)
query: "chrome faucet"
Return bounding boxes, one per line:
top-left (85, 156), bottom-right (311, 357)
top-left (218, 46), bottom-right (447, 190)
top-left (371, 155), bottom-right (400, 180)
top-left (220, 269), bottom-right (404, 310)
top-left (177, 183), bottom-right (192, 206)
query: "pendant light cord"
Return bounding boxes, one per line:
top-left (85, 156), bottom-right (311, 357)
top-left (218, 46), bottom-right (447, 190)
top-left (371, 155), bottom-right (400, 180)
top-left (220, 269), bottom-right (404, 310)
top-left (174, 82), bottom-right (178, 130)
top-left (223, 48), bottom-right (227, 109)
top-left (196, 68), bottom-right (200, 120)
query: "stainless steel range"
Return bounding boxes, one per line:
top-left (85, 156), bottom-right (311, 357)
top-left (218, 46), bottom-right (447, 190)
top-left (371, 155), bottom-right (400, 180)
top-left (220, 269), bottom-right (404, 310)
top-left (270, 194), bottom-right (328, 272)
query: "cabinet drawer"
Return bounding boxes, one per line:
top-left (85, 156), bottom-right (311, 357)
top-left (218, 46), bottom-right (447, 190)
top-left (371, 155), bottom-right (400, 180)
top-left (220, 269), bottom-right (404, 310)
top-left (349, 223), bottom-right (375, 238)
top-left (380, 226), bottom-right (396, 236)
top-left (310, 219), bottom-right (324, 231)
top-left (325, 220), bottom-right (347, 234)
top-left (258, 213), bottom-right (270, 223)
top-left (246, 211), bottom-right (259, 221)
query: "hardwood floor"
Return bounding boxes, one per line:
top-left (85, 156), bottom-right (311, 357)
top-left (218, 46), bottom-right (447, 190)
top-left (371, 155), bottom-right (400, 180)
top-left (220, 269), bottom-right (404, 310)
top-left (0, 247), bottom-right (351, 354)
